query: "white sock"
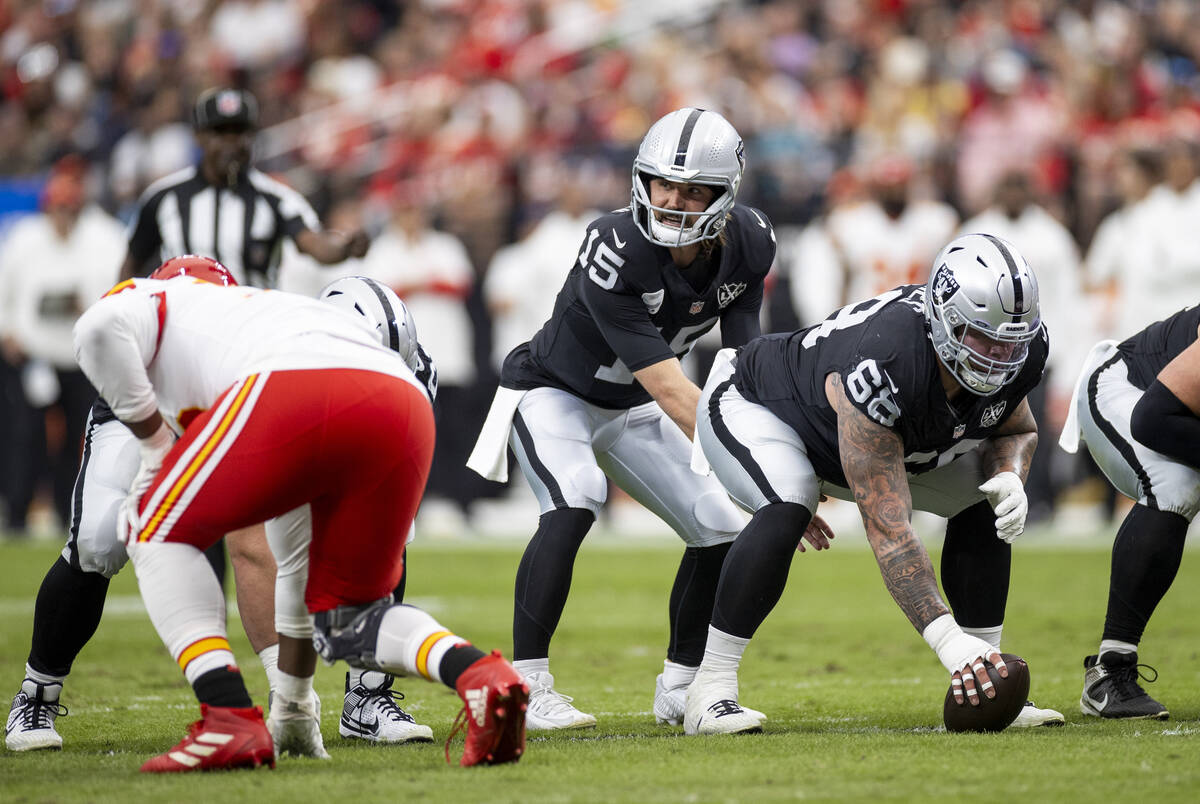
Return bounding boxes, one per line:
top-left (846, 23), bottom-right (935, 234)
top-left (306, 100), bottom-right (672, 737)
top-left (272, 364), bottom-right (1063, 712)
top-left (257, 643), bottom-right (280, 693)
top-left (128, 541), bottom-right (234, 684)
top-left (348, 668), bottom-right (389, 690)
top-left (512, 658), bottom-right (550, 681)
top-left (700, 626), bottom-right (750, 675)
top-left (661, 659), bottom-right (697, 690)
top-left (275, 669), bottom-right (314, 703)
top-left (24, 663), bottom-right (65, 687)
top-left (372, 604), bottom-right (466, 684)
top-left (962, 625), bottom-right (1004, 651)
top-left (1099, 639), bottom-right (1138, 658)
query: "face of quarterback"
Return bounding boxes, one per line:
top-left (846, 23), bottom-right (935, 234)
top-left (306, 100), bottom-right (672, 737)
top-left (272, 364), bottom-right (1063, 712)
top-left (647, 177), bottom-right (717, 233)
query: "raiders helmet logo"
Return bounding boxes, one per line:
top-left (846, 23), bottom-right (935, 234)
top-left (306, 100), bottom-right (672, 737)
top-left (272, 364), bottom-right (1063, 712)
top-left (980, 401), bottom-right (1007, 428)
top-left (931, 263), bottom-right (960, 304)
top-left (718, 282), bottom-right (747, 309)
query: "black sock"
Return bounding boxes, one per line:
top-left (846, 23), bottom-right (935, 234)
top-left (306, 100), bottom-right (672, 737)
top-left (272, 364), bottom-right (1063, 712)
top-left (438, 644), bottom-right (489, 690)
top-left (1103, 504), bottom-right (1187, 644)
top-left (393, 554), bottom-right (408, 603)
top-left (204, 540), bottom-right (227, 594)
top-left (667, 542), bottom-right (732, 666)
top-left (940, 500), bottom-right (1010, 627)
top-left (192, 666), bottom-right (252, 708)
top-left (27, 556), bottom-right (110, 678)
top-left (512, 508), bottom-right (595, 660)
top-left (711, 503), bottom-right (811, 639)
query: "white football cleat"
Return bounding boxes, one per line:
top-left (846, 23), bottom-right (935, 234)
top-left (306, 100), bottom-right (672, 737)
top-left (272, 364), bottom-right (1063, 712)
top-left (340, 671), bottom-right (433, 743)
top-left (6, 679), bottom-right (65, 752)
top-left (683, 669), bottom-right (763, 736)
top-left (268, 690), bottom-right (331, 759)
top-left (656, 672), bottom-right (765, 726)
top-left (1009, 700), bottom-right (1065, 728)
top-left (523, 671), bottom-right (596, 731)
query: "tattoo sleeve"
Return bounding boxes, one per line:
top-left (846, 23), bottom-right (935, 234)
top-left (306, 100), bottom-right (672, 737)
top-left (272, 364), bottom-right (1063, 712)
top-left (829, 374), bottom-right (949, 632)
top-left (980, 397), bottom-right (1038, 482)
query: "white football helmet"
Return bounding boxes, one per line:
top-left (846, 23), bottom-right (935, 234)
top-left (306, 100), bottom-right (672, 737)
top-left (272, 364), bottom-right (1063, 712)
top-left (318, 276), bottom-right (419, 365)
top-left (631, 107), bottom-right (745, 247)
top-left (924, 233), bottom-right (1041, 396)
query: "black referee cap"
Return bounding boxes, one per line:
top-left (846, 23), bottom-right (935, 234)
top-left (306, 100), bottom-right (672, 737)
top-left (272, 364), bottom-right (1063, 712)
top-left (193, 87), bottom-right (259, 132)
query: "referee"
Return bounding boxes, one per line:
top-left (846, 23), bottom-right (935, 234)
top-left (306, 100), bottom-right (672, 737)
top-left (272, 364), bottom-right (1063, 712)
top-left (119, 87), bottom-right (369, 283)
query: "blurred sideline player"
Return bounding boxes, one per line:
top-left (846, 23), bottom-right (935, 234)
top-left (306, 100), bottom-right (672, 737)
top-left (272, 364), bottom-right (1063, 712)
top-left (6, 257), bottom-right (278, 753)
top-left (468, 108), bottom-right (825, 731)
top-left (1058, 305), bottom-right (1200, 719)
top-left (5, 264), bottom-right (433, 752)
top-left (70, 266), bottom-right (526, 771)
top-left (685, 234), bottom-right (1064, 734)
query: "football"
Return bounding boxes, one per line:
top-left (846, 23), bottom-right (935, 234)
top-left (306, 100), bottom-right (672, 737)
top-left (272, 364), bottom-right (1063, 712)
top-left (942, 653), bottom-right (1030, 733)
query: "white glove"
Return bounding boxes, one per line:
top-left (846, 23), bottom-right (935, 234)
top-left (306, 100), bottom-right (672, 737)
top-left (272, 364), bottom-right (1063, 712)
top-left (922, 614), bottom-right (1002, 675)
top-left (978, 471), bottom-right (1028, 543)
top-left (120, 421), bottom-right (175, 543)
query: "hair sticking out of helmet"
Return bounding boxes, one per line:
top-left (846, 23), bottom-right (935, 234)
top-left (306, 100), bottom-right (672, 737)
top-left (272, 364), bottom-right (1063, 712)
top-left (630, 107), bottom-right (745, 248)
top-left (924, 233), bottom-right (1041, 396)
top-left (150, 255), bottom-right (238, 286)
top-left (317, 276), bottom-right (418, 364)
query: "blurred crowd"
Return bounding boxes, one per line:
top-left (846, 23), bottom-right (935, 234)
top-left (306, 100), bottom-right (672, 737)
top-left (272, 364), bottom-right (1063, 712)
top-left (3, 0), bottom-right (1200, 535)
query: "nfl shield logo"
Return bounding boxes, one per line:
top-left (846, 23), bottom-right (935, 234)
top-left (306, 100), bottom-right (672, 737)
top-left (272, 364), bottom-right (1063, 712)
top-left (690, 300), bottom-right (705, 314)
top-left (980, 401), bottom-right (1007, 428)
top-left (217, 90), bottom-right (243, 116)
top-left (953, 424), bottom-right (965, 439)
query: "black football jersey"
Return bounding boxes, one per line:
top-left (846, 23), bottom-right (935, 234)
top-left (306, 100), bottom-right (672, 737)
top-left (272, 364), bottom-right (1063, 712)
top-left (501, 205), bottom-right (775, 408)
top-left (1117, 305), bottom-right (1200, 391)
top-left (734, 284), bottom-right (1049, 486)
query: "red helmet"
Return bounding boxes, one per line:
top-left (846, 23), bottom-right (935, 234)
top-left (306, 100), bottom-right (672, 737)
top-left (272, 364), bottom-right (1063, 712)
top-left (150, 255), bottom-right (237, 286)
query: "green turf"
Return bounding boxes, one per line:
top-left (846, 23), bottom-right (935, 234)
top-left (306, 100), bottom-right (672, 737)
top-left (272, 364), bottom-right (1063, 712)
top-left (2, 535), bottom-right (1198, 802)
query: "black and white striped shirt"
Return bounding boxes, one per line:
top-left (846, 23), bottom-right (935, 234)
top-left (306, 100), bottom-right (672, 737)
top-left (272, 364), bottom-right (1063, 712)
top-left (125, 165), bottom-right (320, 287)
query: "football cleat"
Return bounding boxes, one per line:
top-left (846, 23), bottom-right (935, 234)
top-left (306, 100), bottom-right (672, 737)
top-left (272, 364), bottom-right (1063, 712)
top-left (522, 671), bottom-right (596, 731)
top-left (655, 672), bottom-right (766, 727)
top-left (6, 679), bottom-right (66, 752)
top-left (448, 651), bottom-right (528, 767)
top-left (141, 704), bottom-right (275, 772)
top-left (1080, 652), bottom-right (1169, 720)
top-left (684, 669), bottom-right (763, 736)
top-left (268, 691), bottom-right (330, 759)
top-left (1009, 700), bottom-right (1065, 727)
top-left (340, 671), bottom-right (433, 743)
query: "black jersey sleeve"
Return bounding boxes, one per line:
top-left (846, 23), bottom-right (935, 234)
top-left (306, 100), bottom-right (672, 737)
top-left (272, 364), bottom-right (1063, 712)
top-left (579, 272), bottom-right (675, 372)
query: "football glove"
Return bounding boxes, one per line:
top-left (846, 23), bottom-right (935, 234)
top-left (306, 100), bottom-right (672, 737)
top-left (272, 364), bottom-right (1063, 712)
top-left (978, 471), bottom-right (1028, 543)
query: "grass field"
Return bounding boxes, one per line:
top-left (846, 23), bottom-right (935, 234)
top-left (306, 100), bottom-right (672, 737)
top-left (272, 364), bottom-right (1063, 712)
top-left (2, 532), bottom-right (1199, 803)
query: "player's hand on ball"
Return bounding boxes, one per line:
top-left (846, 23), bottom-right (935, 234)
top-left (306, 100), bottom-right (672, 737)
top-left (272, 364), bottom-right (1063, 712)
top-left (951, 648), bottom-right (1007, 706)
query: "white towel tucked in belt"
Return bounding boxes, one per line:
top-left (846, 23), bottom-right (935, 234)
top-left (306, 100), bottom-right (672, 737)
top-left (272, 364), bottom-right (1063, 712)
top-left (466, 386), bottom-right (527, 483)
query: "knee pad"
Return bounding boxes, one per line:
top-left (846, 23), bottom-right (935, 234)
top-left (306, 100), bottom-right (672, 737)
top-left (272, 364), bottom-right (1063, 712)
top-left (72, 538), bottom-right (129, 579)
top-left (566, 464), bottom-right (608, 514)
top-left (687, 490), bottom-right (746, 547)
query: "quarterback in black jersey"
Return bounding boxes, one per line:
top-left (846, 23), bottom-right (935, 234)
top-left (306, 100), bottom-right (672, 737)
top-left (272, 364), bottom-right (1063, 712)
top-left (684, 233), bottom-right (1064, 734)
top-left (467, 108), bottom-right (808, 731)
top-left (1060, 305), bottom-right (1200, 721)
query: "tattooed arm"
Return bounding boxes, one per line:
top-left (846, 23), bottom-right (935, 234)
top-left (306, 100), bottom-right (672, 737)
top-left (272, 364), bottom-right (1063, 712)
top-left (979, 397), bottom-right (1038, 482)
top-left (826, 373), bottom-right (948, 633)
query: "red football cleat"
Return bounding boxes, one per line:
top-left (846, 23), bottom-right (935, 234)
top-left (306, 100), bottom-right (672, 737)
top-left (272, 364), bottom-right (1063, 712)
top-left (447, 651), bottom-right (529, 767)
top-left (140, 704), bottom-right (276, 773)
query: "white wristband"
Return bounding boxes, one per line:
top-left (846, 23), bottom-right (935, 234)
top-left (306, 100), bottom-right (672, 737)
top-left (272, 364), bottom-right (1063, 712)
top-left (922, 613), bottom-right (960, 655)
top-left (137, 420), bottom-right (175, 463)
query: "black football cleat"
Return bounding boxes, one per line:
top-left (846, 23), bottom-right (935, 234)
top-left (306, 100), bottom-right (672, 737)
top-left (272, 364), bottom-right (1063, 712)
top-left (1080, 652), bottom-right (1169, 720)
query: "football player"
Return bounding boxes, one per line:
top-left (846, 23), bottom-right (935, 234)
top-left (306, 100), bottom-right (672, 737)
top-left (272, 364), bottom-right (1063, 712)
top-left (69, 265), bottom-right (526, 771)
top-left (5, 266), bottom-right (435, 753)
top-left (684, 233), bottom-right (1064, 734)
top-left (468, 108), bottom-right (826, 730)
top-left (1058, 305), bottom-right (1200, 720)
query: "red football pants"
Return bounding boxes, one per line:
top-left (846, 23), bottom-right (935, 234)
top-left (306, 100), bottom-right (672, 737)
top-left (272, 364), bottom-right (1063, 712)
top-left (131, 369), bottom-right (434, 612)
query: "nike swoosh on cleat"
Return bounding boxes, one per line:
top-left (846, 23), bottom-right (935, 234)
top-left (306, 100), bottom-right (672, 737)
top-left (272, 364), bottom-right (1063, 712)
top-left (1085, 692), bottom-right (1108, 711)
top-left (340, 714), bottom-right (379, 736)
